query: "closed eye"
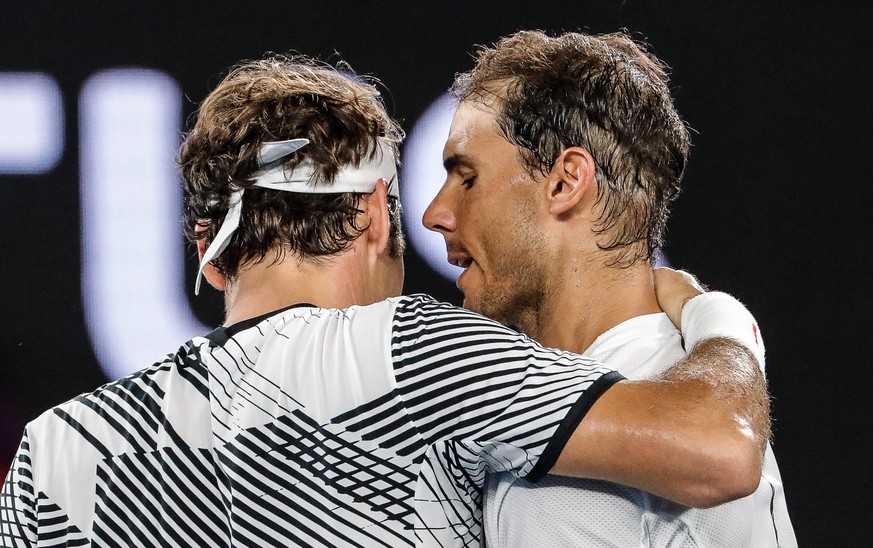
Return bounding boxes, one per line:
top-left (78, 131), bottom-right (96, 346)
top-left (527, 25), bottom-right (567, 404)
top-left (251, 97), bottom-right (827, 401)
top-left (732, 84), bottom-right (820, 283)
top-left (443, 153), bottom-right (477, 189)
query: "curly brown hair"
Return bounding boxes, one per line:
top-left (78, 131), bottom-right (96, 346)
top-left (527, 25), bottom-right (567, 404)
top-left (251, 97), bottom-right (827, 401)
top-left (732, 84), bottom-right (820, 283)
top-left (180, 54), bottom-right (405, 280)
top-left (453, 30), bottom-right (690, 265)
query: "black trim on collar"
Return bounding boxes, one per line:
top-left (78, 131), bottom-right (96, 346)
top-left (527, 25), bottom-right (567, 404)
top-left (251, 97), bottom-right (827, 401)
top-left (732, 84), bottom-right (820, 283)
top-left (204, 303), bottom-right (316, 347)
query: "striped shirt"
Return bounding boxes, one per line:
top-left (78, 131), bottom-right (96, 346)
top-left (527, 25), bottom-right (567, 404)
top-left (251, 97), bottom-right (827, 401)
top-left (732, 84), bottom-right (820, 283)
top-left (1, 295), bottom-right (620, 547)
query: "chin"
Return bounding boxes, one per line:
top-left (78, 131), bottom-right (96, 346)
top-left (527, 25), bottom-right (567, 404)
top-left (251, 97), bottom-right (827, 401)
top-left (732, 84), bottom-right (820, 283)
top-left (461, 292), bottom-right (482, 315)
top-left (464, 295), bottom-right (507, 326)
top-left (470, 285), bottom-right (537, 333)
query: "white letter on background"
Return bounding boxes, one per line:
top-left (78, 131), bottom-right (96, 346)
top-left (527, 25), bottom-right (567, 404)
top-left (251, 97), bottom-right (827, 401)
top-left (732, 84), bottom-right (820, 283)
top-left (80, 69), bottom-right (207, 380)
top-left (400, 92), bottom-right (464, 282)
top-left (0, 72), bottom-right (63, 174)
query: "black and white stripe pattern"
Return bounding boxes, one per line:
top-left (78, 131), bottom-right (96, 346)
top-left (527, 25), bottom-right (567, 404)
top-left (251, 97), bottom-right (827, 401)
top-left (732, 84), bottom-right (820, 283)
top-left (391, 297), bottom-right (615, 546)
top-left (93, 446), bottom-right (228, 546)
top-left (1, 432), bottom-right (35, 548)
top-left (0, 296), bottom-right (619, 547)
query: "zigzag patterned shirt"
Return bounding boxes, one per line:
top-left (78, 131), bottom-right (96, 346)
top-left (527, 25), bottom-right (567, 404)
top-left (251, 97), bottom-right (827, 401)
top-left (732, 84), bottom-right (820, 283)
top-left (0, 295), bottom-right (621, 547)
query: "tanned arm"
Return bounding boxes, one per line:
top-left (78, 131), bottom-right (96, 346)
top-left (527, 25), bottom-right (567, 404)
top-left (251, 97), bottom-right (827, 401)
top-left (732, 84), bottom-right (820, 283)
top-left (552, 269), bottom-right (770, 508)
top-left (654, 266), bottom-right (771, 452)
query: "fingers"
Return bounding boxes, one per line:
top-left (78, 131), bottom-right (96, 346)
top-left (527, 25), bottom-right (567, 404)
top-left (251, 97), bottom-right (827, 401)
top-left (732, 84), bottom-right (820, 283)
top-left (653, 267), bottom-right (706, 329)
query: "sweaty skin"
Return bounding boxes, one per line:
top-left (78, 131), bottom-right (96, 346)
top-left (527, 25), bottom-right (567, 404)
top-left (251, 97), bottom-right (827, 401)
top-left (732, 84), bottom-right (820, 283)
top-left (424, 97), bottom-right (769, 508)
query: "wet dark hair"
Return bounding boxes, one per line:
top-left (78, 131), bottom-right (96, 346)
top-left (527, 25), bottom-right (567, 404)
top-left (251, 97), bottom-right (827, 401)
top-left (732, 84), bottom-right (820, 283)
top-left (454, 30), bottom-right (690, 264)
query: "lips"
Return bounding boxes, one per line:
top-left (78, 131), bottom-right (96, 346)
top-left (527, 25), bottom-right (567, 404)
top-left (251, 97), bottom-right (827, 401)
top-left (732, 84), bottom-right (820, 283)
top-left (447, 252), bottom-right (473, 269)
top-left (446, 248), bottom-right (476, 290)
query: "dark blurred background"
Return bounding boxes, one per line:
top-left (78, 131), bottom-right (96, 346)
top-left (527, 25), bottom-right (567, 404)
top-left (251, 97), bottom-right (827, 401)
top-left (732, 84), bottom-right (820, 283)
top-left (1, 1), bottom-right (870, 544)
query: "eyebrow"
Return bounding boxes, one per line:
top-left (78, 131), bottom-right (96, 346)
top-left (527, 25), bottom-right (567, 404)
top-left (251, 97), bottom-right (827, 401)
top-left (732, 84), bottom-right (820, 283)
top-left (443, 153), bottom-right (475, 173)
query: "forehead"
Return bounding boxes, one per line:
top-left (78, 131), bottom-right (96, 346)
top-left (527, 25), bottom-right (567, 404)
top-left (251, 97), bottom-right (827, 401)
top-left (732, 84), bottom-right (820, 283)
top-left (443, 99), bottom-right (507, 161)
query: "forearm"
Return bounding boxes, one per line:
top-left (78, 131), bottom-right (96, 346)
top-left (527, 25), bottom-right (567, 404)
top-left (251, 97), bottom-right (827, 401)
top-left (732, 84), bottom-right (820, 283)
top-left (553, 348), bottom-right (764, 508)
top-left (654, 272), bottom-right (772, 459)
top-left (660, 336), bottom-right (771, 454)
top-left (552, 292), bottom-right (772, 507)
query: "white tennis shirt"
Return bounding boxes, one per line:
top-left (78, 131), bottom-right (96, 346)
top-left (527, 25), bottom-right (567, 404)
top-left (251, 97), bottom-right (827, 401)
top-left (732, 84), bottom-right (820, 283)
top-left (483, 312), bottom-right (797, 547)
top-left (0, 295), bottom-right (621, 547)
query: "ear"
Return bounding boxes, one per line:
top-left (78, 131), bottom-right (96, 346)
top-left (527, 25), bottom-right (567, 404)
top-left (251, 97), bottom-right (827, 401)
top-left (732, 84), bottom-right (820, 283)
top-left (196, 229), bottom-right (226, 291)
top-left (545, 146), bottom-right (596, 216)
top-left (362, 178), bottom-right (392, 257)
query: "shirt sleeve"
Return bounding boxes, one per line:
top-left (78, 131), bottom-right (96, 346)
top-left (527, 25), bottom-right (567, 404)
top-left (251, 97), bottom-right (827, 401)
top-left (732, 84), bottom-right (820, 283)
top-left (1, 429), bottom-right (37, 548)
top-left (390, 295), bottom-right (623, 482)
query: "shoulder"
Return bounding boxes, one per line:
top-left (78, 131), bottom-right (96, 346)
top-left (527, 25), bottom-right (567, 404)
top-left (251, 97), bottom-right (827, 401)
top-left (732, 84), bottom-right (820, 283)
top-left (268, 294), bottom-right (517, 346)
top-left (585, 313), bottom-right (685, 378)
top-left (390, 293), bottom-right (522, 334)
top-left (27, 339), bottom-right (206, 455)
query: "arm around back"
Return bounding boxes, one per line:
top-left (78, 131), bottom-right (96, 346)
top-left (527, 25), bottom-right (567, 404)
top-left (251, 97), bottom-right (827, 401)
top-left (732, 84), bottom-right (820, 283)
top-left (548, 267), bottom-right (772, 508)
top-left (552, 337), bottom-right (766, 508)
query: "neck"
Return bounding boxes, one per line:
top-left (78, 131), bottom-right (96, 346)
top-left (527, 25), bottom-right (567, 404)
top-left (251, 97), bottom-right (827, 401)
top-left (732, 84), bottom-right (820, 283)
top-left (221, 246), bottom-right (376, 326)
top-left (534, 258), bottom-right (661, 354)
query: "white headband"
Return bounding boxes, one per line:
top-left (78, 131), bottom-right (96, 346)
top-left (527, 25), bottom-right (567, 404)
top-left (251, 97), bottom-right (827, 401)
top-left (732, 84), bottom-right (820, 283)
top-left (195, 137), bottom-right (399, 295)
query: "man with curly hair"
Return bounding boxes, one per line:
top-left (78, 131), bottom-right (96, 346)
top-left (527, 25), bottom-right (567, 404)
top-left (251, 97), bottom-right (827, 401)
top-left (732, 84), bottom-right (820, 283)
top-left (3, 54), bottom-right (769, 547)
top-left (425, 30), bottom-right (796, 546)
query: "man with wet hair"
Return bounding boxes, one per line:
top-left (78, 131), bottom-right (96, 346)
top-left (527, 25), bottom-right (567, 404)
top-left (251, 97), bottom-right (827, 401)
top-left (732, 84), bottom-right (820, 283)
top-left (4, 54), bottom-right (766, 547)
top-left (425, 30), bottom-right (796, 546)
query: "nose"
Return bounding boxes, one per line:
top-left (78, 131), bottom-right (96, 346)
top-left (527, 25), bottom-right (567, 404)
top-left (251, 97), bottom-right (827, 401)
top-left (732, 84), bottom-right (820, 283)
top-left (422, 184), bottom-right (456, 235)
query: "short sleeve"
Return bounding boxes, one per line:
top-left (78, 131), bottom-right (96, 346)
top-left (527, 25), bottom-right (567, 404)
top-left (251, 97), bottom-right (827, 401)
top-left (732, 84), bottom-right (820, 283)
top-left (1, 429), bottom-right (37, 548)
top-left (390, 295), bottom-right (623, 480)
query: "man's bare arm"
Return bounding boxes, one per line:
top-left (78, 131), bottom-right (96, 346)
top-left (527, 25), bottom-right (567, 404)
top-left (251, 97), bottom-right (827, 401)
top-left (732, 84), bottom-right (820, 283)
top-left (654, 266), bottom-right (770, 449)
top-left (660, 336), bottom-right (771, 454)
top-left (552, 269), bottom-right (770, 508)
